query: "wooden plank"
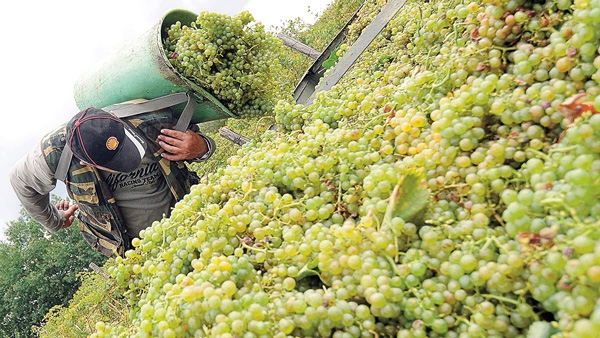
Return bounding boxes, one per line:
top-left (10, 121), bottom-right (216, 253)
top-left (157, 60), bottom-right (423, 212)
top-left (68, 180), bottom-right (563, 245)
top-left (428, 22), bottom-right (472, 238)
top-left (303, 0), bottom-right (408, 105)
top-left (293, 6), bottom-right (361, 104)
top-left (89, 262), bottom-right (110, 280)
top-left (277, 33), bottom-right (321, 60)
top-left (220, 127), bottom-right (251, 145)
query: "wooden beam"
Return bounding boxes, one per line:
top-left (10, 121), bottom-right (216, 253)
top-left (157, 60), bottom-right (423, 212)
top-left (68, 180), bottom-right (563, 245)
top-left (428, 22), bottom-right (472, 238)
top-left (292, 7), bottom-right (361, 104)
top-left (89, 262), bottom-right (110, 280)
top-left (302, 0), bottom-right (408, 105)
top-left (277, 33), bottom-right (321, 60)
top-left (220, 127), bottom-right (251, 145)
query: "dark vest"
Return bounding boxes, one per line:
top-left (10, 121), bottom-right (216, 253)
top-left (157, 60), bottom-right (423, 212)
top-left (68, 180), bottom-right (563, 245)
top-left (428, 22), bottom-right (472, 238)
top-left (40, 109), bottom-right (193, 257)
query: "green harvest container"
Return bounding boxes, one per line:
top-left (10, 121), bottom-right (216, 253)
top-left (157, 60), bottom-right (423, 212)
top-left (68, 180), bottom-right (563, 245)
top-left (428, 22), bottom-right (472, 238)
top-left (73, 9), bottom-right (236, 124)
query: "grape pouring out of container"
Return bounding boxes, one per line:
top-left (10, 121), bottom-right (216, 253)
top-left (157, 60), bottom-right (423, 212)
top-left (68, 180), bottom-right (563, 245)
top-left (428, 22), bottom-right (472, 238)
top-left (163, 11), bottom-right (285, 119)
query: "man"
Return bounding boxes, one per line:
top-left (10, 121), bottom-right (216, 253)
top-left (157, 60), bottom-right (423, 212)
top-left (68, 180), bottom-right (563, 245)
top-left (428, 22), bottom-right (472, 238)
top-left (9, 105), bottom-right (215, 257)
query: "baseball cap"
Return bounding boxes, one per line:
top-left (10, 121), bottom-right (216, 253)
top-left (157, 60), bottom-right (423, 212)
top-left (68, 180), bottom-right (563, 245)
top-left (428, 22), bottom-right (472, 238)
top-left (66, 107), bottom-right (147, 172)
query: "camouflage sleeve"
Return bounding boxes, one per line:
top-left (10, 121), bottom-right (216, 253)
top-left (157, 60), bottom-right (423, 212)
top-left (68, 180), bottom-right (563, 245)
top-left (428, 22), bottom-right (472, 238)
top-left (9, 142), bottom-right (66, 233)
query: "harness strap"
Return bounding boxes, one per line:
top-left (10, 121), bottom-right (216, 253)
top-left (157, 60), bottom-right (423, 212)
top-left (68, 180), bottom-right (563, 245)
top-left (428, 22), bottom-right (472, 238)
top-left (54, 146), bottom-right (73, 182)
top-left (54, 92), bottom-right (197, 181)
top-left (109, 92), bottom-right (195, 131)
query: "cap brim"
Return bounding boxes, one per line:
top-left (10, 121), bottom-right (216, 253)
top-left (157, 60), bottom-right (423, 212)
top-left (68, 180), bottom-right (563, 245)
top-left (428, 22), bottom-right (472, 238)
top-left (99, 124), bottom-right (147, 172)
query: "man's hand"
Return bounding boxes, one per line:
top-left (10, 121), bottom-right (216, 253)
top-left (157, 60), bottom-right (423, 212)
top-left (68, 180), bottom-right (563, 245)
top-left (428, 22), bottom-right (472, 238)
top-left (56, 200), bottom-right (78, 229)
top-left (158, 129), bottom-right (208, 161)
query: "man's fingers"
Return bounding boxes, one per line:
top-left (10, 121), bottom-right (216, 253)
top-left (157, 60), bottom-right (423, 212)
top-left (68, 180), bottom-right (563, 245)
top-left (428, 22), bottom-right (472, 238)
top-left (159, 141), bottom-right (180, 155)
top-left (159, 135), bottom-right (184, 148)
top-left (160, 151), bottom-right (184, 161)
top-left (64, 204), bottom-right (78, 217)
top-left (61, 204), bottom-right (78, 228)
top-left (56, 200), bottom-right (70, 210)
top-left (160, 128), bottom-right (186, 138)
top-left (159, 129), bottom-right (203, 160)
top-left (159, 133), bottom-right (193, 158)
top-left (159, 129), bottom-right (187, 144)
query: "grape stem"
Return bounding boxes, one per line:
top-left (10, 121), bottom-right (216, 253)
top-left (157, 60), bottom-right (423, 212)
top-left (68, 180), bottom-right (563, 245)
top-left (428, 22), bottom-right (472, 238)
top-left (383, 253), bottom-right (406, 284)
top-left (362, 113), bottom-right (391, 130)
top-left (415, 7), bottom-right (423, 40)
top-left (440, 183), bottom-right (468, 190)
top-left (479, 235), bottom-right (508, 254)
top-left (368, 330), bottom-right (379, 338)
top-left (549, 145), bottom-right (579, 154)
top-left (236, 235), bottom-right (273, 254)
top-left (491, 236), bottom-right (508, 253)
top-left (480, 294), bottom-right (519, 306)
top-left (539, 198), bottom-right (581, 222)
top-left (429, 67), bottom-right (452, 92)
top-left (480, 294), bottom-right (540, 321)
top-left (527, 148), bottom-right (551, 162)
top-left (492, 211), bottom-right (505, 227)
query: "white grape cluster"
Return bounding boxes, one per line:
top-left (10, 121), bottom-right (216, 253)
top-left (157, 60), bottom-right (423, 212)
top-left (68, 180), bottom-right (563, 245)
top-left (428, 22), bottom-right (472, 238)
top-left (164, 11), bottom-right (285, 118)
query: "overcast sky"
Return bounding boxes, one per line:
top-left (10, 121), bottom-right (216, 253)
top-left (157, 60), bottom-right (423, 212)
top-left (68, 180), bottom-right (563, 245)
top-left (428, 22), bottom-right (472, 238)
top-left (0, 0), bottom-right (330, 238)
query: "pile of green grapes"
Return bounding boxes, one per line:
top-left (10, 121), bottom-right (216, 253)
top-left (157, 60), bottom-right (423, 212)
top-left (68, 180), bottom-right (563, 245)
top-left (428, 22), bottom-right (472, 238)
top-left (163, 11), bottom-right (285, 118)
top-left (87, 0), bottom-right (600, 337)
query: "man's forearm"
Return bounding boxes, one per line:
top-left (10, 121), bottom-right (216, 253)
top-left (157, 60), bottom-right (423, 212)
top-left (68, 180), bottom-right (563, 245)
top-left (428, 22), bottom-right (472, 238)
top-left (9, 145), bottom-right (65, 232)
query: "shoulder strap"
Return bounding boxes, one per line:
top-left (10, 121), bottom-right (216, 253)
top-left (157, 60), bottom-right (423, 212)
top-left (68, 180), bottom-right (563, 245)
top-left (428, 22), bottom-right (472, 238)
top-left (54, 92), bottom-right (197, 181)
top-left (54, 145), bottom-right (73, 182)
top-left (110, 92), bottom-right (196, 131)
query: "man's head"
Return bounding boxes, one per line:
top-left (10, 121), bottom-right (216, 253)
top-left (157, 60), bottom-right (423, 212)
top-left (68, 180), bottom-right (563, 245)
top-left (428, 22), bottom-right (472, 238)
top-left (66, 108), bottom-right (147, 172)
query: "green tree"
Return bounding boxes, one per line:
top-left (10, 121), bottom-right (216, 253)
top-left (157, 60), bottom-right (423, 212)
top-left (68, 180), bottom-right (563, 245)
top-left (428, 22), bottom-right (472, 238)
top-left (0, 200), bottom-right (107, 337)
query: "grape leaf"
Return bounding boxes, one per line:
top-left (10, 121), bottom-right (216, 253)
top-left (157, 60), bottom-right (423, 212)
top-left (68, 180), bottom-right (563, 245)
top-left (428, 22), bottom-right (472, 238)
top-left (297, 265), bottom-right (320, 280)
top-left (322, 44), bottom-right (342, 69)
top-left (383, 169), bottom-right (429, 226)
top-left (374, 55), bottom-right (395, 71)
top-left (297, 258), bottom-right (326, 283)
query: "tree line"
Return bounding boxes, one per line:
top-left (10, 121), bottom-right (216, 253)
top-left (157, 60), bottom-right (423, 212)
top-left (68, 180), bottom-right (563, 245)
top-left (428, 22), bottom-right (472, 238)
top-left (0, 197), bottom-right (107, 337)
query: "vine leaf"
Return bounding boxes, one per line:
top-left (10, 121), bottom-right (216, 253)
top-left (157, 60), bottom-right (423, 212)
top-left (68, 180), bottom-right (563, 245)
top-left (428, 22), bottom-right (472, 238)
top-left (297, 264), bottom-right (319, 280)
top-left (297, 258), bottom-right (326, 284)
top-left (374, 55), bottom-right (395, 71)
top-left (383, 169), bottom-right (429, 229)
top-left (322, 44), bottom-right (342, 69)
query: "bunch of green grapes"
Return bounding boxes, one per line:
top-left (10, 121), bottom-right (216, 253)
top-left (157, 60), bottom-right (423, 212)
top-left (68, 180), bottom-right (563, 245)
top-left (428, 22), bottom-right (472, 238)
top-left (98, 111), bottom-right (430, 337)
top-left (164, 11), bottom-right (285, 118)
top-left (276, 0), bottom-right (600, 336)
top-left (496, 113), bottom-right (600, 337)
top-left (83, 0), bottom-right (600, 337)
